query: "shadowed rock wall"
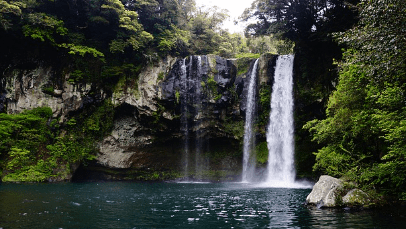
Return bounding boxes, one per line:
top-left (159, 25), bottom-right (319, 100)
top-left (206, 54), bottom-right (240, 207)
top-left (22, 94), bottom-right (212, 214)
top-left (0, 54), bottom-right (277, 181)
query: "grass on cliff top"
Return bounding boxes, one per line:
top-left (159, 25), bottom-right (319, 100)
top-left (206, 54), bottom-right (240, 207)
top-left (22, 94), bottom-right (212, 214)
top-left (235, 53), bottom-right (261, 76)
top-left (235, 53), bottom-right (261, 59)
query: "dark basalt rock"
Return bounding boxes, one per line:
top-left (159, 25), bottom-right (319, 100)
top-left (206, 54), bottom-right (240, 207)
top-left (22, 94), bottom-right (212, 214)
top-left (1, 54), bottom-right (277, 182)
top-left (214, 56), bottom-right (237, 89)
top-left (160, 58), bottom-right (185, 101)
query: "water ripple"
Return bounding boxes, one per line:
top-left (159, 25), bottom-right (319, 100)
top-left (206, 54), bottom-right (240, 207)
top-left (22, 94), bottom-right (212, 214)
top-left (0, 182), bottom-right (403, 228)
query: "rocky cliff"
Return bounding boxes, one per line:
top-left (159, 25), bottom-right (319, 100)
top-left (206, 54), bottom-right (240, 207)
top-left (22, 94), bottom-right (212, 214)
top-left (0, 54), bottom-right (277, 182)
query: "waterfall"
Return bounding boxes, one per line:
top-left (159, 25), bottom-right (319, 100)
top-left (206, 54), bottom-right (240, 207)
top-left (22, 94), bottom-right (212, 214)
top-left (242, 59), bottom-right (259, 182)
top-left (180, 58), bottom-right (189, 179)
top-left (194, 56), bottom-right (204, 180)
top-left (180, 56), bottom-right (205, 181)
top-left (265, 55), bottom-right (296, 187)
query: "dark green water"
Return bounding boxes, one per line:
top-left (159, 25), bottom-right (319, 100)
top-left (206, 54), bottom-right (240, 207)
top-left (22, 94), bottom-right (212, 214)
top-left (0, 182), bottom-right (404, 228)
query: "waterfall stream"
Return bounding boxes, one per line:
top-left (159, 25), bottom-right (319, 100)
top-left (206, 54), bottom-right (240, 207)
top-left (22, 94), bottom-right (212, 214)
top-left (242, 59), bottom-right (259, 182)
top-left (180, 55), bottom-right (302, 184)
top-left (180, 56), bottom-right (205, 181)
top-left (265, 55), bottom-right (296, 187)
top-left (180, 58), bottom-right (189, 179)
top-left (194, 56), bottom-right (204, 180)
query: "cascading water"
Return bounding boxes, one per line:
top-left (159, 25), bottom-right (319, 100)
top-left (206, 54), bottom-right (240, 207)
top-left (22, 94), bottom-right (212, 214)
top-left (180, 58), bottom-right (189, 179)
top-left (265, 55), bottom-right (296, 187)
top-left (242, 59), bottom-right (259, 182)
top-left (180, 56), bottom-right (205, 181)
top-left (194, 56), bottom-right (204, 180)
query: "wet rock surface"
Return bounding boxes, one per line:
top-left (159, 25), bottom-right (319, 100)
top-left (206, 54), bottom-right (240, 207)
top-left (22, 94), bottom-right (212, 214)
top-left (342, 188), bottom-right (370, 207)
top-left (306, 175), bottom-right (343, 207)
top-left (1, 54), bottom-right (276, 180)
top-left (306, 175), bottom-right (372, 208)
top-left (1, 67), bottom-right (105, 121)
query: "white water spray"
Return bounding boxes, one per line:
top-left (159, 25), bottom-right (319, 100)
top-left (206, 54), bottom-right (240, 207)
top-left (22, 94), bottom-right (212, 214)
top-left (265, 55), bottom-right (296, 187)
top-left (242, 59), bottom-right (259, 182)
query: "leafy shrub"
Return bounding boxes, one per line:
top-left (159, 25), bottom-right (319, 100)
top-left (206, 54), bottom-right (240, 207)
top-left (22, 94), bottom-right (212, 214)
top-left (0, 105), bottom-right (110, 182)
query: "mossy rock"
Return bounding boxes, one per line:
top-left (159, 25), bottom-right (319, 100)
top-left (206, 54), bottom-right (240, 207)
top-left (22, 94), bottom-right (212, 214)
top-left (236, 57), bottom-right (255, 76)
top-left (255, 141), bottom-right (268, 164)
top-left (342, 189), bottom-right (371, 207)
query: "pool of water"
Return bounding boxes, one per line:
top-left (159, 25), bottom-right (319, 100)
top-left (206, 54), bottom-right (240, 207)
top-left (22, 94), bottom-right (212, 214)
top-left (0, 182), bottom-right (404, 228)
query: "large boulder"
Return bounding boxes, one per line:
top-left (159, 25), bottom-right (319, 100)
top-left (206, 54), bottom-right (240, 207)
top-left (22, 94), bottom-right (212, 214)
top-left (306, 175), bottom-right (343, 208)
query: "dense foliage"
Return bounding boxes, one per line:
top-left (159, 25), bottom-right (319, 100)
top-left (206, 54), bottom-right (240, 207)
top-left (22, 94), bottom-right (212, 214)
top-left (240, 0), bottom-right (360, 177)
top-left (0, 0), bottom-right (277, 181)
top-left (0, 100), bottom-right (114, 182)
top-left (0, 0), bottom-right (281, 82)
top-left (242, 0), bottom-right (406, 202)
top-left (305, 0), bottom-right (406, 201)
top-left (3, 0), bottom-right (405, 201)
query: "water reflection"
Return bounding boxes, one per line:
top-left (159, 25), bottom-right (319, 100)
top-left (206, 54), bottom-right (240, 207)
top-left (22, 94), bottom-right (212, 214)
top-left (304, 207), bottom-right (406, 229)
top-left (0, 182), bottom-right (404, 228)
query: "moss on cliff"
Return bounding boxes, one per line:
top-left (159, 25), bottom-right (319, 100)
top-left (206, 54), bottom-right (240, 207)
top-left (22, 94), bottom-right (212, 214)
top-left (236, 57), bottom-right (254, 76)
top-left (224, 119), bottom-right (244, 140)
top-left (257, 83), bottom-right (271, 134)
top-left (0, 99), bottom-right (115, 182)
top-left (255, 141), bottom-right (268, 165)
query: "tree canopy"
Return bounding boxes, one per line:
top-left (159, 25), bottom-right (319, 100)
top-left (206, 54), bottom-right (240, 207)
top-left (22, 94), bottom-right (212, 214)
top-left (241, 0), bottom-right (406, 202)
top-left (241, 0), bottom-right (359, 39)
top-left (0, 0), bottom-right (255, 84)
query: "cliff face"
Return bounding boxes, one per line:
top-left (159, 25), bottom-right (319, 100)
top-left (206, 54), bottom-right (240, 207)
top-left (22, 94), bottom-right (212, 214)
top-left (1, 68), bottom-right (105, 120)
top-left (0, 54), bottom-right (276, 181)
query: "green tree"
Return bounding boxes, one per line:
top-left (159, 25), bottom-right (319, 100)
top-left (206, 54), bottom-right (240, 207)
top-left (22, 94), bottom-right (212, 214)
top-left (305, 0), bottom-right (406, 199)
top-left (0, 0), bottom-right (25, 30)
top-left (240, 0), bottom-right (360, 177)
top-left (102, 0), bottom-right (153, 53)
top-left (188, 5), bottom-right (229, 55)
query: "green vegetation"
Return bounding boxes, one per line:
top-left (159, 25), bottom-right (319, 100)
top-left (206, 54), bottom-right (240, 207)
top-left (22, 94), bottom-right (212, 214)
top-left (243, 0), bottom-right (406, 202)
top-left (152, 103), bottom-right (166, 126)
top-left (236, 57), bottom-right (255, 76)
top-left (257, 84), bottom-right (271, 133)
top-left (157, 72), bottom-right (165, 81)
top-left (0, 108), bottom-right (71, 181)
top-left (175, 91), bottom-right (180, 104)
top-left (0, 101), bottom-right (114, 182)
top-left (83, 166), bottom-right (183, 181)
top-left (255, 142), bottom-right (268, 165)
top-left (132, 170), bottom-right (182, 181)
top-left (224, 119), bottom-right (244, 140)
top-left (1, 0), bottom-right (405, 203)
top-left (303, 0), bottom-right (406, 202)
top-left (235, 53), bottom-right (260, 59)
top-left (206, 75), bottom-right (221, 101)
top-left (241, 0), bottom-right (360, 179)
top-left (204, 147), bottom-right (242, 164)
top-left (41, 85), bottom-right (54, 95)
top-left (0, 0), bottom-right (268, 89)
